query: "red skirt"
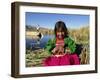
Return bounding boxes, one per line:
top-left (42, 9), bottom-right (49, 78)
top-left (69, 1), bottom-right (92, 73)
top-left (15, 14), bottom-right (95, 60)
top-left (43, 53), bottom-right (80, 66)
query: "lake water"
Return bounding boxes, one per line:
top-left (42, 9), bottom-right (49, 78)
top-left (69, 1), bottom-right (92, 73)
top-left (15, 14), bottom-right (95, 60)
top-left (26, 35), bottom-right (54, 50)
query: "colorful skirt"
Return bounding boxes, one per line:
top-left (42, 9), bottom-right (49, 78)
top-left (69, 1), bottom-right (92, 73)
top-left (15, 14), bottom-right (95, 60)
top-left (43, 53), bottom-right (80, 66)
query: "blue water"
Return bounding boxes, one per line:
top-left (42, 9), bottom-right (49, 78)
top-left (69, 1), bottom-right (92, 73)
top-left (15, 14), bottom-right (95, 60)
top-left (26, 35), bottom-right (54, 50)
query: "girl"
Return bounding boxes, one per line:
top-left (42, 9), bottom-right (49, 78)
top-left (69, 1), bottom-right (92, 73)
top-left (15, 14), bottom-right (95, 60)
top-left (43, 21), bottom-right (80, 66)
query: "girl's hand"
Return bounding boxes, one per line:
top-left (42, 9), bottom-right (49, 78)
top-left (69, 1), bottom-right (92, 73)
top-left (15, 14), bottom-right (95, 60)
top-left (52, 46), bottom-right (64, 55)
top-left (51, 47), bottom-right (58, 54)
top-left (58, 46), bottom-right (64, 54)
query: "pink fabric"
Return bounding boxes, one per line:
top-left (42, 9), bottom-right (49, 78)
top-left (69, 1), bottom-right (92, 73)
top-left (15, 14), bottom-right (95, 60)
top-left (43, 53), bottom-right (80, 66)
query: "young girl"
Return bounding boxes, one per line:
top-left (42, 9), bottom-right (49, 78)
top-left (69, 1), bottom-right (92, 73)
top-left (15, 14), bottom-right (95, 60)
top-left (43, 21), bottom-right (80, 66)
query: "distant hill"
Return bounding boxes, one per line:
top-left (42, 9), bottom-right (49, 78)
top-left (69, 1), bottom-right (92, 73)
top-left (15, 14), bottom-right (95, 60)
top-left (26, 25), bottom-right (54, 35)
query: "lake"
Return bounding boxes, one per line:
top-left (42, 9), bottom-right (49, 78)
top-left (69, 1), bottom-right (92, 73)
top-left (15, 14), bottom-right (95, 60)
top-left (26, 35), bottom-right (54, 50)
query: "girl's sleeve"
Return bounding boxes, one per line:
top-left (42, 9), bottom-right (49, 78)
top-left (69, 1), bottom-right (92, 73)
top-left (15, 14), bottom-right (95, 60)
top-left (64, 37), bottom-right (76, 53)
top-left (44, 39), bottom-right (55, 54)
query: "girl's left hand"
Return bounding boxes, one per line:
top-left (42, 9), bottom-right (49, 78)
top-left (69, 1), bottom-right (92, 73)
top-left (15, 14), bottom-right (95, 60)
top-left (65, 47), bottom-right (71, 53)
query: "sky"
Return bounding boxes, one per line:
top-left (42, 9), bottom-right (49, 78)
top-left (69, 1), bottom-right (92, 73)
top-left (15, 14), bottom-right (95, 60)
top-left (25, 12), bottom-right (89, 29)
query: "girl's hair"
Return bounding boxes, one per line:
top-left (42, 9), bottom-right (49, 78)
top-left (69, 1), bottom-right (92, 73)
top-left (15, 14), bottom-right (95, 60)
top-left (54, 21), bottom-right (69, 37)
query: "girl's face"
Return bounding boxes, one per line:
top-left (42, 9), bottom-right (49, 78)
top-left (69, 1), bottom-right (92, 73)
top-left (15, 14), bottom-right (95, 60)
top-left (56, 31), bottom-right (64, 39)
